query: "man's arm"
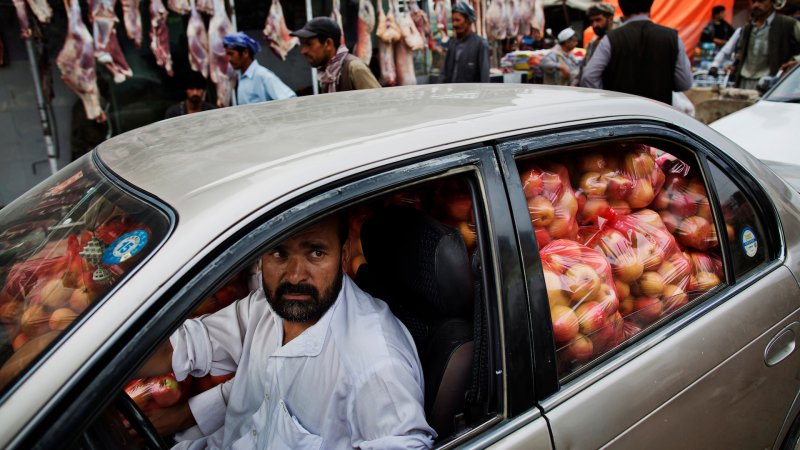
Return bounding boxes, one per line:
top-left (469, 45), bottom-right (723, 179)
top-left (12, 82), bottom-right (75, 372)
top-left (478, 38), bottom-right (491, 82)
top-left (579, 35), bottom-right (610, 89)
top-left (712, 27), bottom-right (740, 69)
top-left (779, 20), bottom-right (800, 72)
top-left (263, 71), bottom-right (296, 100)
top-left (349, 60), bottom-right (381, 90)
top-left (538, 51), bottom-right (559, 72)
top-left (673, 38), bottom-right (693, 92)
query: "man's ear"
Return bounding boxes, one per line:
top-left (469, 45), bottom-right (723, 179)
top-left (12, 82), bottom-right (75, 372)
top-left (340, 239), bottom-right (351, 268)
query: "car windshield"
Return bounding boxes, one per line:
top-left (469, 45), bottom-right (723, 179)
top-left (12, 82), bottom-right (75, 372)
top-left (0, 158), bottom-right (170, 392)
top-left (764, 66), bottom-right (800, 103)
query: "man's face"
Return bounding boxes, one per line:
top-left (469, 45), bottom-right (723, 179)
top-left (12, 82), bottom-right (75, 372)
top-left (751, 0), bottom-right (774, 20)
top-left (299, 37), bottom-right (332, 68)
top-left (452, 12), bottom-right (470, 36)
top-left (563, 37), bottom-right (578, 52)
top-left (589, 14), bottom-right (612, 37)
top-left (185, 87), bottom-right (204, 103)
top-left (261, 217), bottom-right (344, 323)
top-left (225, 48), bottom-right (246, 71)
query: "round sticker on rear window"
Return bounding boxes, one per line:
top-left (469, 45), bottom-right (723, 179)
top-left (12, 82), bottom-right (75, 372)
top-left (102, 230), bottom-right (148, 265)
top-left (741, 227), bottom-right (758, 258)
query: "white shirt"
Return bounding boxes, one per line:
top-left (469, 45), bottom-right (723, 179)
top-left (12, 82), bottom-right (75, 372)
top-left (170, 275), bottom-right (435, 449)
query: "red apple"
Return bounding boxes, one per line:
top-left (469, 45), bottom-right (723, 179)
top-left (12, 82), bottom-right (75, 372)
top-left (632, 209), bottom-right (664, 230)
top-left (69, 288), bottom-right (96, 313)
top-left (657, 257), bottom-right (691, 286)
top-left (574, 301), bottom-right (607, 335)
top-left (662, 285), bottom-right (688, 313)
top-left (578, 154), bottom-right (607, 173)
top-left (534, 228), bottom-right (552, 249)
top-left (21, 305), bottom-right (49, 336)
top-left (548, 218), bottom-right (573, 240)
top-left (686, 178), bottom-right (707, 196)
top-left (521, 169), bottom-right (544, 198)
top-left (544, 269), bottom-right (570, 307)
top-left (650, 189), bottom-right (672, 211)
top-left (623, 151), bottom-right (656, 179)
top-left (633, 296), bottom-right (663, 326)
top-left (580, 198), bottom-right (610, 225)
top-left (608, 200), bottom-right (632, 216)
top-left (696, 197), bottom-right (712, 221)
top-left (627, 179), bottom-right (655, 209)
top-left (39, 278), bottom-right (74, 310)
top-left (565, 264), bottom-right (602, 302)
top-left (594, 283), bottom-right (620, 316)
top-left (677, 216), bottom-right (711, 250)
top-left (551, 304), bottom-right (580, 344)
top-left (49, 307), bottom-right (77, 330)
top-left (152, 375), bottom-right (182, 407)
top-left (613, 250), bottom-right (644, 283)
top-left (528, 196), bottom-right (556, 227)
top-left (578, 172), bottom-right (607, 198)
top-left (12, 333), bottom-right (29, 350)
top-left (562, 334), bottom-right (594, 363)
top-left (619, 296), bottom-right (635, 316)
top-left (614, 280), bottom-right (631, 299)
top-left (557, 191), bottom-right (579, 217)
top-left (659, 210), bottom-right (681, 234)
top-left (638, 271), bottom-right (665, 297)
top-left (669, 191), bottom-right (699, 218)
top-left (541, 172), bottom-right (562, 198)
top-left (605, 174), bottom-right (634, 201)
top-left (663, 172), bottom-right (688, 192)
top-left (695, 271), bottom-right (721, 292)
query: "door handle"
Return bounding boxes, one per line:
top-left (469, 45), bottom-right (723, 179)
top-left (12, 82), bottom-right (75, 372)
top-left (765, 324), bottom-right (798, 367)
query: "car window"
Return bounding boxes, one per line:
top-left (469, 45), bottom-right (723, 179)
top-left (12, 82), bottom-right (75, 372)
top-left (89, 171), bottom-right (500, 448)
top-left (764, 65), bottom-right (800, 103)
top-left (706, 161), bottom-right (769, 277)
top-left (513, 140), bottom-right (725, 379)
top-left (0, 159), bottom-right (171, 393)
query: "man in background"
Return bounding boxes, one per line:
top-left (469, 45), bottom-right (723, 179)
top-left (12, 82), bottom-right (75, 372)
top-left (291, 17), bottom-right (380, 92)
top-left (164, 71), bottom-right (215, 119)
top-left (540, 28), bottom-right (581, 86)
top-left (441, 2), bottom-right (490, 83)
top-left (700, 6), bottom-right (734, 50)
top-left (710, 0), bottom-right (800, 89)
top-left (579, 0), bottom-right (693, 105)
top-left (223, 32), bottom-right (295, 105)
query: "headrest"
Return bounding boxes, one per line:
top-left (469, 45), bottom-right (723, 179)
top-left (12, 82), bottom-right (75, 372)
top-left (360, 206), bottom-right (473, 319)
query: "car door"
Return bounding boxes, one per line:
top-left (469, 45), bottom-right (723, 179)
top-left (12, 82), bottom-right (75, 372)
top-left (494, 122), bottom-right (800, 449)
top-left (11, 146), bottom-right (547, 449)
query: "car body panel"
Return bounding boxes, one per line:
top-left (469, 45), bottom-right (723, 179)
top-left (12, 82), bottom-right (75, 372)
top-left (544, 265), bottom-right (800, 448)
top-left (709, 101), bottom-right (799, 167)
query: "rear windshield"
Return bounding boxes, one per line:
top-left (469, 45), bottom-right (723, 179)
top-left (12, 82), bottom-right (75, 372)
top-left (0, 159), bottom-right (170, 392)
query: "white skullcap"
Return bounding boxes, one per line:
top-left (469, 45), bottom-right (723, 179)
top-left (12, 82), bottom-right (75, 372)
top-left (558, 28), bottom-right (576, 43)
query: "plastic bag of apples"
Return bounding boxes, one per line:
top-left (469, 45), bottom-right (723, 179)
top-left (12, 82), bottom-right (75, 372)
top-left (125, 373), bottom-right (192, 412)
top-left (519, 161), bottom-right (580, 249)
top-left (541, 239), bottom-right (623, 371)
top-left (651, 154), bottom-right (721, 252)
top-left (569, 144), bottom-right (666, 226)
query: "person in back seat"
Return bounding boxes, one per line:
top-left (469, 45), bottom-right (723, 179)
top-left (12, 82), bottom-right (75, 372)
top-left (138, 215), bottom-right (435, 449)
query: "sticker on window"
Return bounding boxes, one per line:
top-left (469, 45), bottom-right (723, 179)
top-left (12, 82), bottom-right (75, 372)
top-left (741, 227), bottom-right (758, 258)
top-left (102, 229), bottom-right (149, 264)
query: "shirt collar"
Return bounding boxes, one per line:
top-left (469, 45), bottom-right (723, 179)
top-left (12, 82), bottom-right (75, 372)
top-left (269, 275), bottom-right (346, 358)
top-left (240, 60), bottom-right (259, 79)
top-left (623, 14), bottom-right (651, 24)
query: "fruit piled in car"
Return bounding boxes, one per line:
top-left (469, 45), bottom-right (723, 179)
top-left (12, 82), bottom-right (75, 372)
top-left (521, 144), bottom-right (724, 374)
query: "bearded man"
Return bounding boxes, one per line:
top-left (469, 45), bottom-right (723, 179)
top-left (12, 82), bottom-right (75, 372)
top-left (138, 215), bottom-right (435, 449)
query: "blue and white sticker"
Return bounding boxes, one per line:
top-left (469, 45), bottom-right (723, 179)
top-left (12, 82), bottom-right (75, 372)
top-left (102, 230), bottom-right (148, 265)
top-left (741, 227), bottom-right (758, 258)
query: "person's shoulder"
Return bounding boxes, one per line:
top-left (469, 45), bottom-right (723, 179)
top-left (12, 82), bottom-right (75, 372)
top-left (164, 103), bottom-right (183, 118)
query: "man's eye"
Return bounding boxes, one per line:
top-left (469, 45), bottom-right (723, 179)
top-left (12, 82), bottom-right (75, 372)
top-left (311, 250), bottom-right (324, 258)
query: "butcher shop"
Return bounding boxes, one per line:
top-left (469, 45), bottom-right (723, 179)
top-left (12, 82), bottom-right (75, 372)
top-left (0, 0), bottom-right (748, 208)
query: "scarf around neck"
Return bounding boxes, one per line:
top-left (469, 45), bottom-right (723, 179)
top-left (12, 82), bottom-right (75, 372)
top-left (319, 45), bottom-right (350, 93)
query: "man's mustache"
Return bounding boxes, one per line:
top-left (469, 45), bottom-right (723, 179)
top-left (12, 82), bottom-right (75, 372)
top-left (275, 282), bottom-right (319, 299)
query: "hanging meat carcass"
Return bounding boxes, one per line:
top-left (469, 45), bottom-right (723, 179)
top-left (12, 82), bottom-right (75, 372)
top-left (516, 0), bottom-right (532, 37)
top-left (354, 0), bottom-right (375, 64)
top-left (397, 0), bottom-right (424, 51)
top-left (409, 0), bottom-right (433, 50)
top-left (208, 0), bottom-right (234, 106)
top-left (376, 0), bottom-right (401, 86)
top-left (27, 0), bottom-right (53, 24)
top-left (485, 0), bottom-right (506, 41)
top-left (262, 0), bottom-right (298, 61)
top-left (168, 0), bottom-right (190, 15)
top-left (187, 0), bottom-right (209, 78)
top-left (433, 0), bottom-right (448, 46)
top-left (90, 0), bottom-right (133, 83)
top-left (58, 0), bottom-right (105, 121)
top-left (149, 0), bottom-right (173, 75)
top-left (196, 0), bottom-right (214, 15)
top-left (13, 0), bottom-right (31, 39)
top-left (331, 0), bottom-right (345, 46)
top-left (508, 0), bottom-right (520, 37)
top-left (530, 0), bottom-right (544, 38)
top-left (120, 0), bottom-right (143, 47)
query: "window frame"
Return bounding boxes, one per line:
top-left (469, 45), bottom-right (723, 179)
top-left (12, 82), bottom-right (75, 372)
top-left (18, 146), bottom-right (536, 449)
top-left (494, 120), bottom-right (784, 401)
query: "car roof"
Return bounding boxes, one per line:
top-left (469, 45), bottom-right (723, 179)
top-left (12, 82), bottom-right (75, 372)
top-left (96, 84), bottom-right (692, 241)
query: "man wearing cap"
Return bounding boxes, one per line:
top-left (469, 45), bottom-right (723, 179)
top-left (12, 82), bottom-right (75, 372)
top-left (582, 3), bottom-right (616, 73)
top-left (700, 6), bottom-right (734, 50)
top-left (223, 32), bottom-right (296, 105)
top-left (165, 71), bottom-right (215, 119)
top-left (441, 1), bottom-right (490, 83)
top-left (579, 0), bottom-right (692, 105)
top-left (291, 17), bottom-right (380, 93)
top-left (540, 27), bottom-right (581, 86)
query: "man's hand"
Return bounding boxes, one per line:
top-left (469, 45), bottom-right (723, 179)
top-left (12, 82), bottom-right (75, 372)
top-left (559, 63), bottom-right (571, 78)
top-left (144, 401), bottom-right (196, 436)
top-left (708, 66), bottom-right (719, 77)
top-left (780, 59), bottom-right (798, 73)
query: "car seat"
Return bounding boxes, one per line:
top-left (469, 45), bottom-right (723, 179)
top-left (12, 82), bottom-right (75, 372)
top-left (356, 205), bottom-right (475, 439)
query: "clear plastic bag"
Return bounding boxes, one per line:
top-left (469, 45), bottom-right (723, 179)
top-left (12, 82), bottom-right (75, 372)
top-left (125, 373), bottom-right (191, 411)
top-left (520, 162), bottom-right (579, 248)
